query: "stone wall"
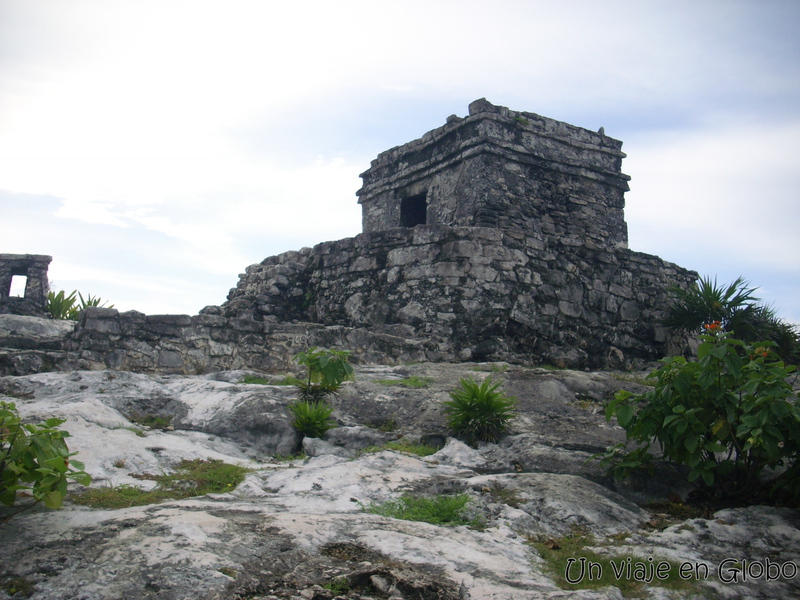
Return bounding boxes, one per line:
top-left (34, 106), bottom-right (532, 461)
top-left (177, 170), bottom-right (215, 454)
top-left (0, 309), bottom-right (429, 376)
top-left (358, 99), bottom-right (630, 250)
top-left (223, 225), bottom-right (696, 369)
top-left (0, 254), bottom-right (51, 317)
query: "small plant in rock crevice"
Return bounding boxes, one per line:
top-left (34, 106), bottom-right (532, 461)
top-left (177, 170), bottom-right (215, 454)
top-left (287, 399), bottom-right (336, 438)
top-left (46, 290), bottom-right (114, 320)
top-left (360, 440), bottom-right (439, 457)
top-left (243, 374), bottom-right (299, 386)
top-left (442, 377), bottom-right (516, 445)
top-left (375, 376), bottom-right (433, 389)
top-left (365, 493), bottom-right (481, 528)
top-left (127, 412), bottom-right (173, 430)
top-left (72, 459), bottom-right (249, 509)
top-left (294, 347), bottom-right (354, 401)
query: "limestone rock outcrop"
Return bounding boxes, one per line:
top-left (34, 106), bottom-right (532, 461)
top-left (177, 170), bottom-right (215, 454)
top-left (2, 363), bottom-right (798, 600)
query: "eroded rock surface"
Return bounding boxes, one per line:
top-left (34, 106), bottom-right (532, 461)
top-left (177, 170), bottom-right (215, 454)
top-left (1, 363), bottom-right (798, 599)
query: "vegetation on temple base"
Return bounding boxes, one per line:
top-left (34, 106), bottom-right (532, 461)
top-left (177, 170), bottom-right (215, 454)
top-left (599, 324), bottom-right (800, 505)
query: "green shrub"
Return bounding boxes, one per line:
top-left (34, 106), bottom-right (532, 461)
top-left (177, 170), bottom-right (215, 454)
top-left (599, 327), bottom-right (800, 502)
top-left (288, 400), bottom-right (336, 438)
top-left (0, 402), bottom-right (91, 510)
top-left (294, 347), bottom-right (354, 400)
top-left (366, 493), bottom-right (479, 527)
top-left (443, 377), bottom-right (516, 445)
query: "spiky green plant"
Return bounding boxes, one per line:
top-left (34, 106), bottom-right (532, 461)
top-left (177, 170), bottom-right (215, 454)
top-left (287, 400), bottom-right (336, 438)
top-left (662, 276), bottom-right (758, 334)
top-left (46, 290), bottom-right (79, 320)
top-left (77, 292), bottom-right (114, 310)
top-left (46, 290), bottom-right (114, 320)
top-left (663, 276), bottom-right (799, 363)
top-left (442, 377), bottom-right (516, 444)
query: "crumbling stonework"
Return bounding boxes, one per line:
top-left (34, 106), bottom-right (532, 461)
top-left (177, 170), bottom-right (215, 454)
top-left (0, 100), bottom-right (697, 374)
top-left (0, 254), bottom-right (51, 317)
top-left (0, 308), bottom-right (427, 376)
top-left (223, 100), bottom-right (696, 369)
top-left (222, 226), bottom-right (693, 369)
top-left (358, 98), bottom-right (630, 249)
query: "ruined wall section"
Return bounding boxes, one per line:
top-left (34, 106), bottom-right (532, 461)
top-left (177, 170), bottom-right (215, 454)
top-left (0, 254), bottom-right (51, 317)
top-left (223, 226), bottom-right (695, 369)
top-left (357, 99), bottom-right (630, 250)
top-left (1, 310), bottom-right (428, 376)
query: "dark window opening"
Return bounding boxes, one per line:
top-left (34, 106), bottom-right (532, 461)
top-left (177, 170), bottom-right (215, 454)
top-left (400, 193), bottom-right (427, 227)
top-left (9, 275), bottom-right (28, 298)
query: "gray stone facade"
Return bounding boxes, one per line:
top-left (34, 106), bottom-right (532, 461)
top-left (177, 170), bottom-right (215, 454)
top-left (222, 226), bottom-right (693, 369)
top-left (0, 254), bottom-right (51, 317)
top-left (223, 99), bottom-right (695, 369)
top-left (0, 100), bottom-right (698, 375)
top-left (358, 98), bottom-right (630, 250)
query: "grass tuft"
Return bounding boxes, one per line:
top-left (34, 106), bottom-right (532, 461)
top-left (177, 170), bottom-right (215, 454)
top-left (375, 375), bottom-right (434, 389)
top-left (531, 530), bottom-right (697, 595)
top-left (72, 459), bottom-right (250, 509)
top-left (361, 440), bottom-right (439, 457)
top-left (366, 493), bottom-right (481, 527)
top-left (243, 374), bottom-right (300, 386)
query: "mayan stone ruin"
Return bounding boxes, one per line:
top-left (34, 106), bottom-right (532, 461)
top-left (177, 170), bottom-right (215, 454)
top-left (221, 99), bottom-right (696, 369)
top-left (0, 253), bottom-right (51, 317)
top-left (1, 99), bottom-right (697, 376)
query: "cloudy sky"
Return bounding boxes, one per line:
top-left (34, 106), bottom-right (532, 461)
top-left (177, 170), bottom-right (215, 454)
top-left (1, 0), bottom-right (798, 326)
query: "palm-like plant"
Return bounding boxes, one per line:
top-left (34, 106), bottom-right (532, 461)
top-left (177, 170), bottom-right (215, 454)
top-left (287, 400), bottom-right (336, 438)
top-left (662, 276), bottom-right (759, 335)
top-left (46, 290), bottom-right (80, 320)
top-left (442, 377), bottom-right (516, 445)
top-left (663, 276), bottom-right (799, 363)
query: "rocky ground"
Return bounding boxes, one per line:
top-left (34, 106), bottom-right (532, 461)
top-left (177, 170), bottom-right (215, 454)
top-left (1, 362), bottom-right (798, 600)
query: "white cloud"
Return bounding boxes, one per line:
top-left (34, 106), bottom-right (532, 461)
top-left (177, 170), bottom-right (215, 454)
top-left (1, 0), bottom-right (798, 320)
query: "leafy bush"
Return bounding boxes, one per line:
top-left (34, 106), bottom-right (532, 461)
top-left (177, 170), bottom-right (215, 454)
top-left (294, 347), bottom-right (354, 400)
top-left (442, 377), bottom-right (516, 445)
top-left (0, 402), bottom-right (91, 510)
top-left (288, 399), bottom-right (336, 438)
top-left (663, 276), bottom-right (799, 363)
top-left (46, 290), bottom-right (115, 320)
top-left (600, 326), bottom-right (800, 502)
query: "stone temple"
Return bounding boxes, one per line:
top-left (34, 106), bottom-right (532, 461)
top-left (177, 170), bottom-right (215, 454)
top-left (220, 99), bottom-right (696, 369)
top-left (0, 100), bottom-right (696, 375)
